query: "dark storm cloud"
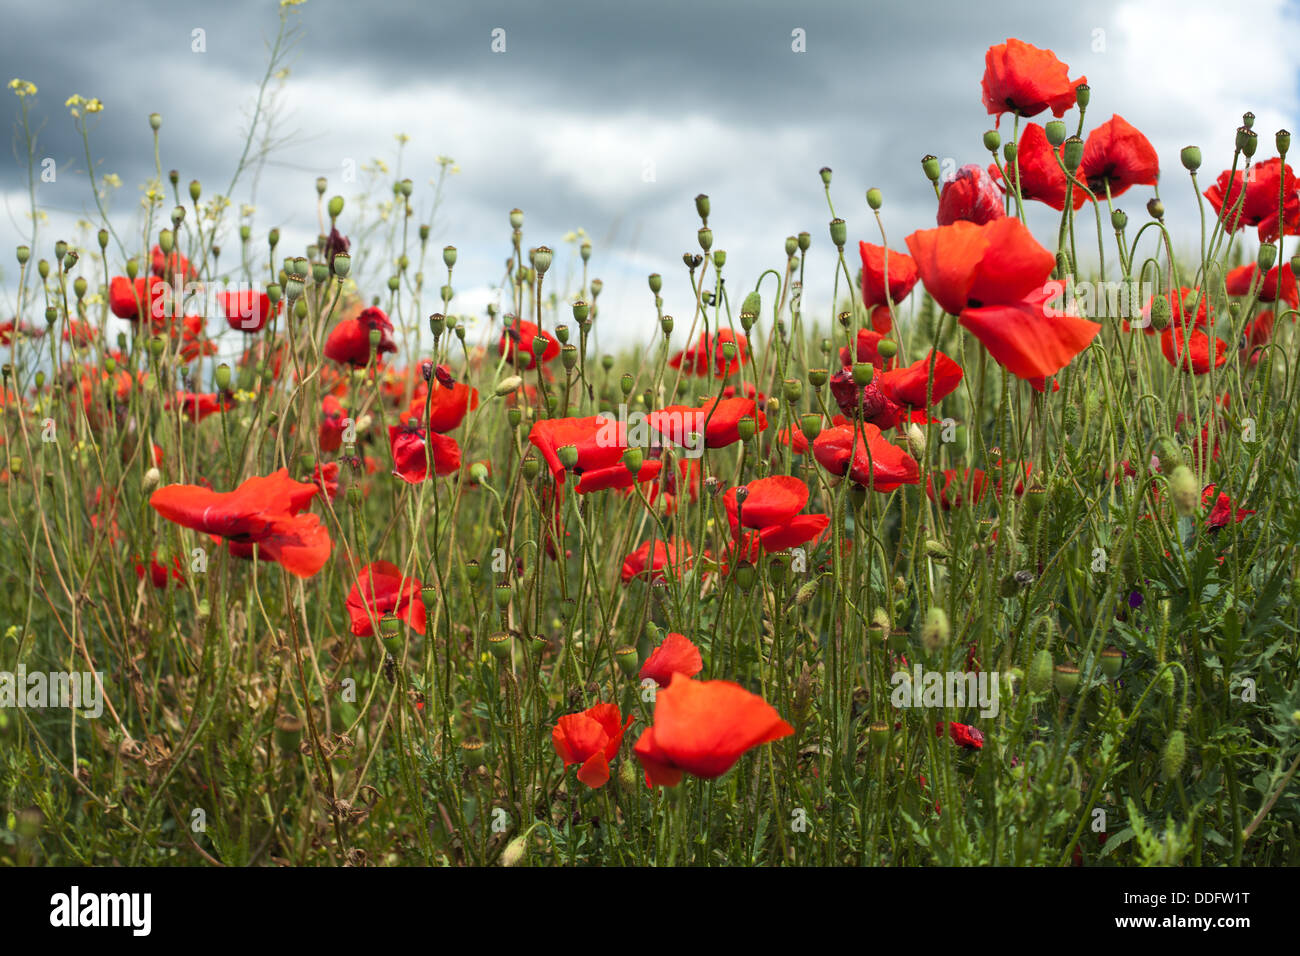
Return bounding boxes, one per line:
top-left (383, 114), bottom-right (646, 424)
top-left (2, 0), bottom-right (1294, 343)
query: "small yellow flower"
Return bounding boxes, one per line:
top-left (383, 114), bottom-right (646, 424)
top-left (279, 0), bottom-right (307, 7)
top-left (395, 132), bottom-right (410, 145)
top-left (102, 173), bottom-right (122, 189)
top-left (65, 93), bottom-right (84, 109)
top-left (85, 98), bottom-right (104, 113)
top-left (9, 79), bottom-right (37, 97)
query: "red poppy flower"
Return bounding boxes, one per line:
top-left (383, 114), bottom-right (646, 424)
top-left (838, 328), bottom-right (896, 370)
top-left (668, 329), bottom-right (749, 378)
top-left (176, 314), bottom-right (216, 363)
top-left (319, 395), bottom-right (348, 452)
top-left (552, 702), bottom-right (635, 789)
top-left (1078, 114), bottom-right (1159, 199)
top-left (1202, 485), bottom-right (1254, 529)
top-left (311, 461), bottom-right (341, 500)
top-left (408, 380), bottom-right (479, 433)
top-left (937, 164), bottom-right (1006, 226)
top-left (859, 243), bottom-right (919, 334)
top-left (134, 552), bottom-right (185, 589)
top-left (723, 475), bottom-right (807, 534)
top-left (149, 469), bottom-right (331, 578)
top-left (575, 458), bottom-right (662, 494)
top-left (876, 350), bottom-right (964, 409)
top-left (1225, 264), bottom-right (1299, 308)
top-left (981, 39), bottom-right (1085, 123)
top-left (648, 396), bottom-right (767, 450)
top-left (938, 721), bottom-right (985, 749)
top-left (388, 423), bottom-right (461, 482)
top-left (906, 218), bottom-right (1100, 388)
top-left (169, 391), bottom-right (231, 422)
top-left (633, 674), bottom-right (794, 787)
top-left (1204, 157), bottom-right (1300, 243)
top-left (108, 275), bottom-right (169, 324)
top-left (640, 632), bottom-right (704, 688)
top-left (528, 415), bottom-right (627, 486)
top-left (812, 422), bottom-right (920, 491)
top-left (990, 122), bottom-right (1080, 211)
top-left (1161, 326), bottom-right (1227, 375)
top-left (1242, 310), bottom-right (1274, 365)
top-left (1132, 286), bottom-right (1212, 336)
top-left (345, 560), bottom-right (426, 637)
top-left (926, 469), bottom-right (990, 510)
top-left (62, 320), bottom-right (96, 347)
top-left (324, 307), bottom-right (398, 367)
top-left (499, 318), bottom-right (560, 369)
top-left (621, 538), bottom-right (692, 583)
top-left (218, 288), bottom-right (278, 333)
top-left (150, 245), bottom-right (196, 280)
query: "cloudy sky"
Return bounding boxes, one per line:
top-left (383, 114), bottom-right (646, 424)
top-left (2, 0), bottom-right (1297, 351)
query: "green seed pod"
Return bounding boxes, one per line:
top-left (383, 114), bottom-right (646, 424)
top-left (736, 416), bottom-right (757, 442)
top-left (877, 338), bottom-right (898, 359)
top-left (1044, 120), bottom-right (1068, 147)
top-left (1258, 243), bottom-right (1278, 271)
top-left (782, 378), bottom-right (803, 404)
top-left (1062, 136), bottom-right (1084, 172)
top-left (808, 368), bottom-right (829, 389)
top-left (1111, 208), bottom-right (1128, 231)
top-left (1161, 730), bottom-right (1187, 780)
top-left (852, 362), bottom-right (874, 386)
top-left (1147, 198), bottom-right (1165, 220)
top-left (492, 586), bottom-right (513, 611)
top-left (622, 447), bottom-right (643, 475)
top-left (1149, 294), bottom-right (1172, 331)
top-left (921, 607), bottom-right (950, 652)
top-left (1053, 664), bottom-right (1080, 697)
top-left (921, 154), bottom-right (941, 182)
top-left (1277, 129), bottom-right (1291, 156)
top-left (615, 646), bottom-right (640, 678)
top-left (732, 561), bottom-right (756, 592)
top-left (214, 363), bottom-right (231, 391)
top-left (829, 218), bottom-right (847, 248)
top-left (982, 130), bottom-right (1001, 152)
top-left (275, 714), bottom-right (304, 754)
top-left (660, 314), bottom-right (674, 335)
top-left (798, 231), bottom-right (811, 252)
top-left (487, 630), bottom-right (512, 658)
top-left (1100, 646), bottom-right (1124, 679)
top-left (695, 193), bottom-right (710, 221)
top-left (557, 444), bottom-right (579, 470)
top-left (799, 413), bottom-right (822, 442)
top-left (1180, 145), bottom-right (1202, 172)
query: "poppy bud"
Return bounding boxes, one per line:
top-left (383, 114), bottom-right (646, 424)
top-left (1062, 136), bottom-right (1084, 172)
top-left (1053, 664), bottom-right (1080, 697)
top-left (1169, 465), bottom-right (1198, 515)
top-left (1292, 255), bottom-right (1300, 280)
top-left (852, 362), bottom-right (874, 386)
top-left (921, 155), bottom-right (941, 182)
top-left (168, 169), bottom-right (179, 187)
top-left (924, 539), bottom-right (948, 560)
top-left (268, 228), bottom-right (280, 250)
top-left (733, 561), bottom-right (756, 592)
top-left (829, 218), bottom-right (847, 248)
top-left (487, 630), bottom-right (512, 657)
top-left (1277, 129), bottom-right (1291, 156)
top-left (615, 646), bottom-right (640, 677)
top-left (1100, 646), bottom-right (1124, 679)
top-left (149, 112), bottom-right (162, 131)
top-left (808, 367), bottom-right (829, 389)
top-left (877, 338), bottom-right (898, 359)
top-left (1147, 294), bottom-right (1171, 332)
top-left (1111, 209), bottom-right (1128, 231)
top-left (214, 363), bottom-right (231, 391)
top-left (323, 193), bottom-right (343, 219)
top-left (982, 130), bottom-right (1000, 153)
top-left (1161, 730), bottom-right (1186, 780)
top-left (921, 608), bottom-right (949, 652)
top-left (158, 228), bottom-right (175, 255)
top-left (905, 422), bottom-right (926, 459)
top-left (1045, 120), bottom-right (1067, 147)
top-left (1258, 244), bottom-right (1278, 271)
top-left (866, 187), bottom-right (883, 210)
top-left (1146, 198), bottom-right (1164, 220)
top-left (1236, 126), bottom-right (1257, 158)
top-left (1028, 648), bottom-right (1053, 695)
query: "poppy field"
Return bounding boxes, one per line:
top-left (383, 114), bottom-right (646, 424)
top-left (3, 21), bottom-right (1300, 869)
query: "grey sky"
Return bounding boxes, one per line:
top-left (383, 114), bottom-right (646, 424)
top-left (3, 0), bottom-right (1297, 352)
